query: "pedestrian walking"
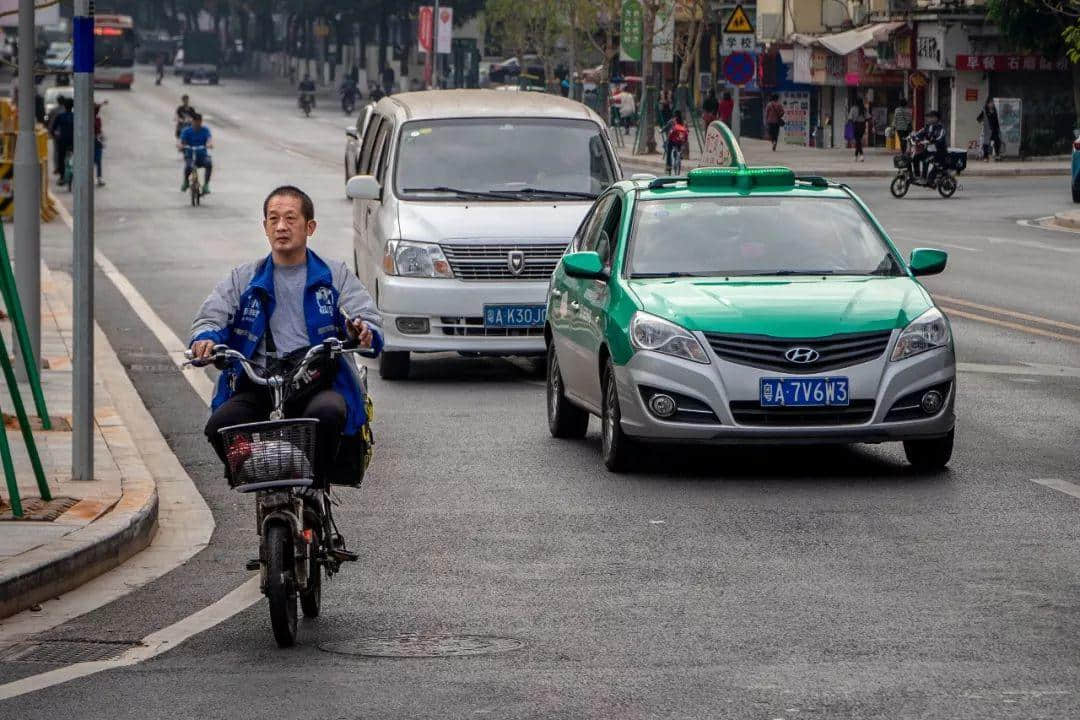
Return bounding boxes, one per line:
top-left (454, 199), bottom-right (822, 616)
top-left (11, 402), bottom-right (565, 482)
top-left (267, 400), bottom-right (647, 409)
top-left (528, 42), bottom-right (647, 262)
top-left (702, 89), bottom-right (719, 128)
top-left (50, 96), bottom-right (74, 179)
top-left (977, 98), bottom-right (1002, 161)
top-left (658, 89), bottom-right (674, 129)
top-left (93, 101), bottom-right (106, 187)
top-left (718, 91), bottom-right (734, 127)
top-left (765, 94), bottom-right (785, 151)
top-left (618, 85), bottom-right (636, 136)
top-left (892, 98), bottom-right (913, 153)
top-left (848, 97), bottom-right (868, 161)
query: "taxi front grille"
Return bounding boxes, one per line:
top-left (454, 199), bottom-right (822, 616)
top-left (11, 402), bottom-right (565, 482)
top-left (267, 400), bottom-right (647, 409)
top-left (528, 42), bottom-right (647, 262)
top-left (704, 330), bottom-right (893, 373)
top-left (441, 243), bottom-right (565, 281)
top-left (729, 400), bottom-right (876, 426)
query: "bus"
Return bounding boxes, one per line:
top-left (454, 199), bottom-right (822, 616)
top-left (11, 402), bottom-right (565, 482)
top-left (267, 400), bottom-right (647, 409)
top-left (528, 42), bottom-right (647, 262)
top-left (94, 14), bottom-right (136, 89)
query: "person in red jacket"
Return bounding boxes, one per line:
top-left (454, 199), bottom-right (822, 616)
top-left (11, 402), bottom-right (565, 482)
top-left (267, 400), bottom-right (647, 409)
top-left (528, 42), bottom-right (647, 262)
top-left (718, 91), bottom-right (734, 126)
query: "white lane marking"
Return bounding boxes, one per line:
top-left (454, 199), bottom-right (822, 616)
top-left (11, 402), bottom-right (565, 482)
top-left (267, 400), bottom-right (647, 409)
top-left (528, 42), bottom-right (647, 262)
top-left (958, 362), bottom-right (1080, 379)
top-left (934, 241), bottom-right (983, 253)
top-left (1031, 478), bottom-right (1080, 500)
top-left (54, 200), bottom-right (215, 405)
top-left (984, 235), bottom-right (1080, 254)
top-left (1017, 217), bottom-right (1080, 235)
top-left (0, 577), bottom-right (261, 701)
top-left (890, 236), bottom-right (983, 253)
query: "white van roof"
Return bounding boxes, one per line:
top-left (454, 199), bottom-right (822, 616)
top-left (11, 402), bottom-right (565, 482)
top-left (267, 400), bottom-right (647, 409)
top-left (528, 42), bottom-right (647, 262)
top-left (378, 89), bottom-right (603, 124)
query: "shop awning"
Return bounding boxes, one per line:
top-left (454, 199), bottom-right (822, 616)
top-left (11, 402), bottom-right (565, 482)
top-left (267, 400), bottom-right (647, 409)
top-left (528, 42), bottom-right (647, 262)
top-left (789, 21), bottom-right (906, 57)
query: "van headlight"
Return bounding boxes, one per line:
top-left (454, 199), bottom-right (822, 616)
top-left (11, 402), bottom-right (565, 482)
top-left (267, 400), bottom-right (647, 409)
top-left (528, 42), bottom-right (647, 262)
top-left (630, 312), bottom-right (710, 364)
top-left (891, 307), bottom-right (951, 361)
top-left (382, 240), bottom-right (454, 278)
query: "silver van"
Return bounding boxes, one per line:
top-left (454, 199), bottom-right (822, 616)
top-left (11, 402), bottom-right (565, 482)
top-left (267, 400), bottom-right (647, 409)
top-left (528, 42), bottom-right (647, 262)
top-left (345, 90), bottom-right (621, 380)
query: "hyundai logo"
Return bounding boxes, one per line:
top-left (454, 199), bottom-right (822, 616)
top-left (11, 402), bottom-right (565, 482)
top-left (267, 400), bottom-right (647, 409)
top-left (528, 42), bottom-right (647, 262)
top-left (784, 347), bottom-right (820, 364)
top-left (507, 250), bottom-right (525, 276)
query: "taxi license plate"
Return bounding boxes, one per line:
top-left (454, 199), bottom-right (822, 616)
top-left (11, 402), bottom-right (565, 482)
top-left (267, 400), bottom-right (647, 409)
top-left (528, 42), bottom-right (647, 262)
top-left (484, 304), bottom-right (547, 328)
top-left (760, 377), bottom-right (849, 407)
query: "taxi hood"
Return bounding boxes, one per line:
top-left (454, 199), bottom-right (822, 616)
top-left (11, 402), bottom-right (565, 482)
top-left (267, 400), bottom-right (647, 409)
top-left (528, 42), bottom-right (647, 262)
top-left (395, 200), bottom-right (591, 244)
top-left (628, 276), bottom-right (933, 337)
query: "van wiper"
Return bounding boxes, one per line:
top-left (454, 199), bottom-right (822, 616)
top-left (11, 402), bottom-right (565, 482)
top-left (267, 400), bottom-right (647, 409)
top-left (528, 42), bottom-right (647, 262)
top-left (508, 188), bottom-right (599, 200)
top-left (403, 186), bottom-right (517, 200)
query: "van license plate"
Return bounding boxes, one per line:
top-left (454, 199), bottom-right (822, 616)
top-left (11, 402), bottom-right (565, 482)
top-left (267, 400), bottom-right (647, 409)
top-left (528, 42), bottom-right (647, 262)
top-left (759, 377), bottom-right (849, 407)
top-left (484, 304), bottom-right (547, 328)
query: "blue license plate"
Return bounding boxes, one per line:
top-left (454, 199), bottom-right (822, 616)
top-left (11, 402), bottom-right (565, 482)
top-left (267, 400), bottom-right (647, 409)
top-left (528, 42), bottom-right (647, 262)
top-left (760, 377), bottom-right (849, 407)
top-left (484, 304), bottom-right (547, 328)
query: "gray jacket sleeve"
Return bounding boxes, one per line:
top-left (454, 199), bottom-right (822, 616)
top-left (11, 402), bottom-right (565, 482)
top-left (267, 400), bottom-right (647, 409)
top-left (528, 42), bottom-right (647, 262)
top-left (189, 267), bottom-right (242, 346)
top-left (332, 261), bottom-right (382, 336)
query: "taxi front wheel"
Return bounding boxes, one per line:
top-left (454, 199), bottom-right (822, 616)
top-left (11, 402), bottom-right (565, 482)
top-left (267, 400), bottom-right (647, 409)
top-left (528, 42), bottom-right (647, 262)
top-left (903, 429), bottom-right (954, 471)
top-left (601, 359), bottom-right (637, 473)
top-left (547, 345), bottom-right (589, 439)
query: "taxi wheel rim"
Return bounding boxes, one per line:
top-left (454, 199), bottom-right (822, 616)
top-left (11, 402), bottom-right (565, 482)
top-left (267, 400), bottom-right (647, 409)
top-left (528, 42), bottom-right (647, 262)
top-left (548, 353), bottom-right (561, 423)
top-left (603, 376), bottom-right (617, 455)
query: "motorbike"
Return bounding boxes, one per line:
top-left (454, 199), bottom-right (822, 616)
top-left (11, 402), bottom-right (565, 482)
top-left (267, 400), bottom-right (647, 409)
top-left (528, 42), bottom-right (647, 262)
top-left (339, 85), bottom-right (358, 115)
top-left (299, 93), bottom-right (314, 117)
top-left (890, 142), bottom-right (967, 199)
top-left (185, 336), bottom-right (376, 647)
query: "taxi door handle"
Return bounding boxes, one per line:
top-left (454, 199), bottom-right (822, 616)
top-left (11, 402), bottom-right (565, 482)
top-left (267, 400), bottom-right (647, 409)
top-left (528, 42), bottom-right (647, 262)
top-left (550, 289), bottom-right (563, 299)
top-left (569, 300), bottom-right (581, 312)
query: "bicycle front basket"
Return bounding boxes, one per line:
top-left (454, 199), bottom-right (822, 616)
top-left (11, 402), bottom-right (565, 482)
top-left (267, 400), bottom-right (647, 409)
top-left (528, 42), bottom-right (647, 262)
top-left (219, 419), bottom-right (318, 490)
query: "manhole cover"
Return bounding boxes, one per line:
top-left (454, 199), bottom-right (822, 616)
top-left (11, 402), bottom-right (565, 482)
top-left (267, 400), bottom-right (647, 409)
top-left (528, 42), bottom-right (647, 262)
top-left (319, 634), bottom-right (524, 658)
top-left (0, 640), bottom-right (139, 664)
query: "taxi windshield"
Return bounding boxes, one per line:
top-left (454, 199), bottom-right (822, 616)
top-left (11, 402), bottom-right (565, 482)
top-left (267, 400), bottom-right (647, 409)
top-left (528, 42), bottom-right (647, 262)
top-left (395, 118), bottom-right (615, 199)
top-left (628, 196), bottom-right (903, 278)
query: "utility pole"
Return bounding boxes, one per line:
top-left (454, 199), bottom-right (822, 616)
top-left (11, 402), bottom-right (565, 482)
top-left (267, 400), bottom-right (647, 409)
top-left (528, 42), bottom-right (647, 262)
top-left (14, 0), bottom-right (41, 380)
top-left (433, 0), bottom-right (439, 88)
top-left (72, 0), bottom-right (94, 481)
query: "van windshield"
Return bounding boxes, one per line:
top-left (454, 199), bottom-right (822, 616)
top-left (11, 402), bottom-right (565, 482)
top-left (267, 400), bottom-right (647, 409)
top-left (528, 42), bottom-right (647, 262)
top-left (395, 118), bottom-right (616, 200)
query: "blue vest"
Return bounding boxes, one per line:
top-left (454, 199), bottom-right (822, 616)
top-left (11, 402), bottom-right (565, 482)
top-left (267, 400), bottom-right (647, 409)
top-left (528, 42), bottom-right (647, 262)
top-left (199, 251), bottom-right (374, 436)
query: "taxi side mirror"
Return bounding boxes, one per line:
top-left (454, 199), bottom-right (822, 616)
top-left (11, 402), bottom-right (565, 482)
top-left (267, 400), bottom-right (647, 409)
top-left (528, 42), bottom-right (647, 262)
top-left (562, 251), bottom-right (607, 281)
top-left (909, 248), bottom-right (948, 276)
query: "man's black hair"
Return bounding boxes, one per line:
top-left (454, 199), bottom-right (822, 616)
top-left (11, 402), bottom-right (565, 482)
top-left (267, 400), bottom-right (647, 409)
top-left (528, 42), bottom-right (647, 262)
top-left (264, 185), bottom-right (315, 222)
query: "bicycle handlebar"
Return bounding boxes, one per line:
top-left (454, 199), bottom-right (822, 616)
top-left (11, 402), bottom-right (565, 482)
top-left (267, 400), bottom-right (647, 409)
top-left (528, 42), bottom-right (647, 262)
top-left (184, 337), bottom-right (370, 385)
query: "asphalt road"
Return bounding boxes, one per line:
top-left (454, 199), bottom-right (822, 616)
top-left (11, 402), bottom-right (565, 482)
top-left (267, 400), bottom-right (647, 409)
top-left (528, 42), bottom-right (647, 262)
top-left (3, 68), bottom-right (1080, 719)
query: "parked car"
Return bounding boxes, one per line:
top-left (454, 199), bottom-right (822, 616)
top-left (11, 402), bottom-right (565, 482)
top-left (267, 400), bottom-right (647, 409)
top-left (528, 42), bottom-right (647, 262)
top-left (1072, 129), bottom-right (1080, 203)
top-left (44, 41), bottom-right (72, 72)
top-left (545, 148), bottom-right (956, 473)
top-left (345, 90), bottom-right (620, 380)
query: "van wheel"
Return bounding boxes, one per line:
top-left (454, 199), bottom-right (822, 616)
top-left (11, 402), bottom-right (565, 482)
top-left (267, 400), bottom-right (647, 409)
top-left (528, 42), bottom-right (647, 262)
top-left (379, 351), bottom-right (410, 380)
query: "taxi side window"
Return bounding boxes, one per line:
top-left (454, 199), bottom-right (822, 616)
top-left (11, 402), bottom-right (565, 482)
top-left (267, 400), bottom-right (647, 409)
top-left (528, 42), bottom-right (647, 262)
top-left (573, 195), bottom-right (614, 253)
top-left (358, 115), bottom-right (384, 174)
top-left (593, 196), bottom-right (623, 268)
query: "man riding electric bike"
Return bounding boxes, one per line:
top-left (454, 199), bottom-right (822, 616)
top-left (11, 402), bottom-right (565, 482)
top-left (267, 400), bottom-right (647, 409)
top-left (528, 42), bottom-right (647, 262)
top-left (298, 74), bottom-right (317, 114)
top-left (910, 110), bottom-right (948, 183)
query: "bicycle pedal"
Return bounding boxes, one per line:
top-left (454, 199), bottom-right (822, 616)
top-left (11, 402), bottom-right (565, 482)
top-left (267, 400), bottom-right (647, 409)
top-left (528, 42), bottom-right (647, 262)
top-left (245, 559), bottom-right (261, 571)
top-left (328, 548), bottom-right (359, 562)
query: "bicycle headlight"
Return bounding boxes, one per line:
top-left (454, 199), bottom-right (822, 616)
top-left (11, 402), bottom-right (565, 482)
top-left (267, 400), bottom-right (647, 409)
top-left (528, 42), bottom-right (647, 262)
top-left (891, 307), bottom-right (951, 361)
top-left (382, 240), bottom-right (453, 279)
top-left (630, 312), bottom-right (710, 364)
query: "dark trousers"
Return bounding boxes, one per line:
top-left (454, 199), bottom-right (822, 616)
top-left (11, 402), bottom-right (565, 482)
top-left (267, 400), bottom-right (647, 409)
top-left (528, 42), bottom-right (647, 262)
top-left (852, 121), bottom-right (866, 156)
top-left (897, 129), bottom-right (911, 154)
top-left (982, 132), bottom-right (1001, 159)
top-left (184, 156), bottom-right (212, 184)
top-left (53, 139), bottom-right (71, 175)
top-left (205, 388), bottom-right (346, 483)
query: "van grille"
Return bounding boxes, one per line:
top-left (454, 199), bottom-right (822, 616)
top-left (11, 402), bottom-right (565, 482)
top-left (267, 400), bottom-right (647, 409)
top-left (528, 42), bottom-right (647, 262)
top-left (441, 243), bottom-right (566, 281)
top-left (440, 316), bottom-right (545, 337)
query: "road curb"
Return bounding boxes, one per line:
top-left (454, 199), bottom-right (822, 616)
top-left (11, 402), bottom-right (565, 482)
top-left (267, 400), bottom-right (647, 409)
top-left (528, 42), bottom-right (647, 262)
top-left (0, 266), bottom-right (160, 620)
top-left (1052, 211), bottom-right (1080, 230)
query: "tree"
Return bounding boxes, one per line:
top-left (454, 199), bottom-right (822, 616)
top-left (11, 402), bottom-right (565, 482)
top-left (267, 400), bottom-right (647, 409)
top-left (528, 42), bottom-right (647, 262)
top-left (485, 0), bottom-right (569, 90)
top-left (673, 0), bottom-right (706, 114)
top-left (634, 0), bottom-right (667, 154)
top-left (988, 0), bottom-right (1080, 118)
top-left (577, 0), bottom-right (623, 85)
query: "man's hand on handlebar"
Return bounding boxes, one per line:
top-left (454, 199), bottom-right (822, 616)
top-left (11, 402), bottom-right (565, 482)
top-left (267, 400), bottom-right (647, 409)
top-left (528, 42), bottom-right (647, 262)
top-left (346, 318), bottom-right (373, 348)
top-left (191, 339), bottom-right (216, 360)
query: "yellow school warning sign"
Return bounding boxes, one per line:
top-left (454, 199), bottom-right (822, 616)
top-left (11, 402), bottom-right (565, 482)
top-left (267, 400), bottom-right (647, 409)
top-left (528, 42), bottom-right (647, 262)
top-left (724, 4), bottom-right (754, 34)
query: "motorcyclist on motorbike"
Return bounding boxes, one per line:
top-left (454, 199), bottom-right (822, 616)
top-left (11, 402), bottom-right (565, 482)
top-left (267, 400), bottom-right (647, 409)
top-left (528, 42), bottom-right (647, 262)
top-left (910, 110), bottom-right (947, 183)
top-left (339, 78), bottom-right (360, 110)
top-left (190, 186), bottom-right (383, 507)
top-left (175, 94), bottom-right (196, 138)
top-left (298, 74), bottom-right (317, 110)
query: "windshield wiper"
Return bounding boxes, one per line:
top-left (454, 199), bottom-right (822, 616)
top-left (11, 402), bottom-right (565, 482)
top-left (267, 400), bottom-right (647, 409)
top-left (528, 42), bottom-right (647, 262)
top-left (505, 188), bottom-right (599, 200)
top-left (630, 272), bottom-right (696, 278)
top-left (740, 270), bottom-right (839, 277)
top-left (402, 186), bottom-right (517, 200)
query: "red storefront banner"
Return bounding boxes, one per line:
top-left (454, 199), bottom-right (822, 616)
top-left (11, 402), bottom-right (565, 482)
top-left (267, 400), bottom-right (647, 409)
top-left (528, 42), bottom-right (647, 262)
top-left (955, 54), bottom-right (1068, 72)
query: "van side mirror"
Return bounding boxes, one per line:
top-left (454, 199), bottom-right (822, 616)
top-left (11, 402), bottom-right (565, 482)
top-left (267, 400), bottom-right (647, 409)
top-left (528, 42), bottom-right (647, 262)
top-left (346, 175), bottom-right (380, 201)
top-left (909, 248), bottom-right (948, 276)
top-left (345, 126), bottom-right (358, 139)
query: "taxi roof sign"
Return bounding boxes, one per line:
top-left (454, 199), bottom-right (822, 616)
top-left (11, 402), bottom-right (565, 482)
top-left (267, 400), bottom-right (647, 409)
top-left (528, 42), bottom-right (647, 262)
top-left (723, 4), bottom-right (754, 34)
top-left (687, 166), bottom-right (796, 191)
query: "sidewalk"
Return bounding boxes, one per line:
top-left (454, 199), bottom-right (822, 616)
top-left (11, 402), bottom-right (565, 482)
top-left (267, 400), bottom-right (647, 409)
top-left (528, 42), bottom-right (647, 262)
top-left (0, 244), bottom-right (157, 619)
top-left (615, 128), bottom-right (1070, 178)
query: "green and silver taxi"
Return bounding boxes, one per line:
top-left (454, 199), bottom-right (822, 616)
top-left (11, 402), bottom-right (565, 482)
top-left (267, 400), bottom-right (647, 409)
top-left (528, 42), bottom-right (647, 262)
top-left (544, 126), bottom-right (955, 472)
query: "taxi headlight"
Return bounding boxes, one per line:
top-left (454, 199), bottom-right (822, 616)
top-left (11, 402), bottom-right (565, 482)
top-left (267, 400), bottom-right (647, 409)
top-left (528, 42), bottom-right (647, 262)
top-left (382, 240), bottom-right (454, 279)
top-left (891, 307), bottom-right (951, 361)
top-left (630, 312), bottom-right (710, 364)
